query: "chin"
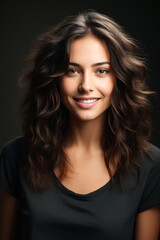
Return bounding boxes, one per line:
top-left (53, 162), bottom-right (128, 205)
top-left (73, 113), bottom-right (104, 122)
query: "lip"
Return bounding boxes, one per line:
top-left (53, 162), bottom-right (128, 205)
top-left (74, 97), bottom-right (101, 100)
top-left (73, 98), bottom-right (100, 109)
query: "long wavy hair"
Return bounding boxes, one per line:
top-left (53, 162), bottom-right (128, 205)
top-left (19, 10), bottom-right (154, 190)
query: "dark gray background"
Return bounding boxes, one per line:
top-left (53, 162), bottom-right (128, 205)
top-left (1, 0), bottom-right (160, 151)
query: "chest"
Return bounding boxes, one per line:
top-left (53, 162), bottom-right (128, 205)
top-left (54, 154), bottom-right (111, 195)
top-left (20, 173), bottom-right (139, 240)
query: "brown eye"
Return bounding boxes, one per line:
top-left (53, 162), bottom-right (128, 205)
top-left (97, 69), bottom-right (109, 74)
top-left (66, 68), bottom-right (79, 75)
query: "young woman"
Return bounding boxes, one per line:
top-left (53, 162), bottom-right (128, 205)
top-left (0, 10), bottom-right (160, 240)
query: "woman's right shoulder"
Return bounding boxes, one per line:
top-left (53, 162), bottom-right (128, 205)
top-left (1, 136), bottom-right (24, 154)
top-left (0, 136), bottom-right (25, 164)
top-left (0, 136), bottom-right (25, 198)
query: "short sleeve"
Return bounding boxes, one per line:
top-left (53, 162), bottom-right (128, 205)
top-left (138, 153), bottom-right (160, 213)
top-left (0, 138), bottom-right (21, 199)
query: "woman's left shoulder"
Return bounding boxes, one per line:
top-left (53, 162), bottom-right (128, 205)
top-left (137, 144), bottom-right (160, 213)
top-left (140, 143), bottom-right (160, 169)
top-left (148, 143), bottom-right (160, 159)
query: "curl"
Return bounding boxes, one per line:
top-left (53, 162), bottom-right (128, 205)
top-left (19, 10), bottom-right (155, 190)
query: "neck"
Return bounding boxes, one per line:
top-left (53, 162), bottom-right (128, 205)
top-left (63, 114), bottom-right (106, 153)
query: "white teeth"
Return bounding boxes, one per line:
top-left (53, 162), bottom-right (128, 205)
top-left (77, 99), bottom-right (98, 103)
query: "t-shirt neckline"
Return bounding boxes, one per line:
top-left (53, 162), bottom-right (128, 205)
top-left (52, 171), bottom-right (116, 199)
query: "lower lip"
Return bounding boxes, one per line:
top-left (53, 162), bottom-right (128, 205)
top-left (74, 99), bottom-right (100, 109)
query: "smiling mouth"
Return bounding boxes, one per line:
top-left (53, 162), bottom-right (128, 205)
top-left (74, 98), bottom-right (100, 103)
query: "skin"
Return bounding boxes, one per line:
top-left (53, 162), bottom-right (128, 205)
top-left (56, 34), bottom-right (116, 193)
top-left (0, 189), bottom-right (19, 240)
top-left (0, 34), bottom-right (159, 239)
top-left (134, 205), bottom-right (160, 240)
top-left (59, 34), bottom-right (115, 153)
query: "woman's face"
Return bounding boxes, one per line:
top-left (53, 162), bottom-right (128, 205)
top-left (59, 34), bottom-right (115, 122)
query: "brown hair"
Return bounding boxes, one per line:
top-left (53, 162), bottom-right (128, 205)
top-left (19, 9), bottom-right (154, 190)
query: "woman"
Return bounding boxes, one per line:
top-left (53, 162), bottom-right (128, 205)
top-left (0, 10), bottom-right (160, 240)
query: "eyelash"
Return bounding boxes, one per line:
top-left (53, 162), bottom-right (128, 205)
top-left (66, 68), bottom-right (109, 76)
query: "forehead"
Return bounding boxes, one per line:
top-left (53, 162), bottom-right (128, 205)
top-left (69, 35), bottom-right (110, 64)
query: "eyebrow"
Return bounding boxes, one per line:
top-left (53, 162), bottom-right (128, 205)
top-left (69, 61), bottom-right (110, 67)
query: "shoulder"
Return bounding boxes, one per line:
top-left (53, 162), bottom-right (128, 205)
top-left (0, 136), bottom-right (25, 171)
top-left (148, 143), bottom-right (160, 161)
top-left (140, 143), bottom-right (160, 171)
top-left (1, 136), bottom-right (25, 159)
top-left (0, 136), bottom-right (24, 198)
top-left (138, 143), bottom-right (160, 186)
top-left (1, 136), bottom-right (24, 153)
top-left (137, 143), bottom-right (160, 213)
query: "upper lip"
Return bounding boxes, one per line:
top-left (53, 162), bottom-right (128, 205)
top-left (74, 97), bottom-right (100, 100)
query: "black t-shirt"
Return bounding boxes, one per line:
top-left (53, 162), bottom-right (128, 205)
top-left (0, 136), bottom-right (160, 240)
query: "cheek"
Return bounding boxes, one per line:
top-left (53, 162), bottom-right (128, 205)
top-left (59, 79), bottom-right (77, 107)
top-left (100, 78), bottom-right (115, 97)
top-left (59, 80), bottom-right (73, 97)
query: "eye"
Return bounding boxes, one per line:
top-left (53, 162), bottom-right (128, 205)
top-left (66, 68), bottom-right (79, 76)
top-left (97, 68), bottom-right (109, 75)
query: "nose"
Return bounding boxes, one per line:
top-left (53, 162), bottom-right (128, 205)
top-left (78, 71), bottom-right (94, 92)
